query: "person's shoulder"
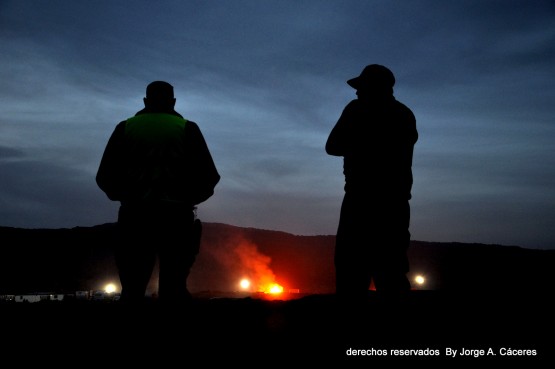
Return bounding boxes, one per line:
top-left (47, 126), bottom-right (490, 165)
top-left (115, 120), bottom-right (127, 130)
top-left (183, 119), bottom-right (203, 135)
top-left (393, 99), bottom-right (415, 118)
top-left (342, 99), bottom-right (360, 112)
top-left (393, 99), bottom-right (412, 110)
top-left (393, 98), bottom-right (410, 110)
top-left (184, 119), bottom-right (199, 128)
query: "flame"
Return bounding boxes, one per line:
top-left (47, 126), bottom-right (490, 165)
top-left (233, 241), bottom-right (285, 295)
top-left (266, 283), bottom-right (284, 294)
top-left (210, 236), bottom-right (289, 298)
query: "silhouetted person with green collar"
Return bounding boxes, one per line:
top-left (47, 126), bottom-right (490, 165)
top-left (326, 65), bottom-right (418, 304)
top-left (96, 81), bottom-right (220, 304)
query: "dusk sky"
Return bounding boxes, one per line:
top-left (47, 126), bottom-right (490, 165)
top-left (1, 1), bottom-right (554, 250)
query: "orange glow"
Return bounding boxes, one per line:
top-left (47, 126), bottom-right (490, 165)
top-left (232, 240), bottom-right (287, 297)
top-left (262, 283), bottom-right (284, 295)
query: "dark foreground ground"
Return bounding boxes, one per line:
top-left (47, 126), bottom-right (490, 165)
top-left (2, 290), bottom-right (553, 366)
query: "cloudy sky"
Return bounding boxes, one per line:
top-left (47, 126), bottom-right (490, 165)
top-left (1, 1), bottom-right (554, 249)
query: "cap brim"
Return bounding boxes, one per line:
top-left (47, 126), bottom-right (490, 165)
top-left (347, 77), bottom-right (360, 89)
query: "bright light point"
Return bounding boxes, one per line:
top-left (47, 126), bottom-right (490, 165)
top-left (104, 283), bottom-right (117, 293)
top-left (239, 279), bottom-right (251, 290)
top-left (414, 275), bottom-right (425, 285)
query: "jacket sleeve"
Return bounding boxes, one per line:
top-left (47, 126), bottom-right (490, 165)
top-left (186, 122), bottom-right (221, 205)
top-left (325, 101), bottom-right (356, 157)
top-left (96, 122), bottom-right (126, 201)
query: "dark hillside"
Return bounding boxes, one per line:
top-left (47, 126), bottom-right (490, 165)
top-left (0, 223), bottom-right (553, 295)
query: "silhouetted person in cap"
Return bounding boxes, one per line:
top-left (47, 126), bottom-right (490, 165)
top-left (96, 81), bottom-right (220, 304)
top-left (326, 65), bottom-right (418, 304)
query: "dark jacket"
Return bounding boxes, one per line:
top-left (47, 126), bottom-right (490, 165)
top-left (96, 108), bottom-right (220, 207)
top-left (325, 96), bottom-right (417, 200)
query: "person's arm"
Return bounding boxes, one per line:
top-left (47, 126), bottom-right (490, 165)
top-left (325, 101), bottom-right (356, 157)
top-left (96, 122), bottom-right (126, 201)
top-left (186, 122), bottom-right (221, 205)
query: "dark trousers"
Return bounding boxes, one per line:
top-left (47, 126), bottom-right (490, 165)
top-left (334, 192), bottom-right (411, 301)
top-left (115, 203), bottom-right (199, 304)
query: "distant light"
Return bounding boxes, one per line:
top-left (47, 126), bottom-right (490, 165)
top-left (104, 283), bottom-right (117, 294)
top-left (414, 275), bottom-right (425, 286)
top-left (239, 279), bottom-right (251, 290)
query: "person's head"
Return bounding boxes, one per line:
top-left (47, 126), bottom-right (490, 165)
top-left (143, 81), bottom-right (176, 111)
top-left (347, 64), bottom-right (395, 99)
